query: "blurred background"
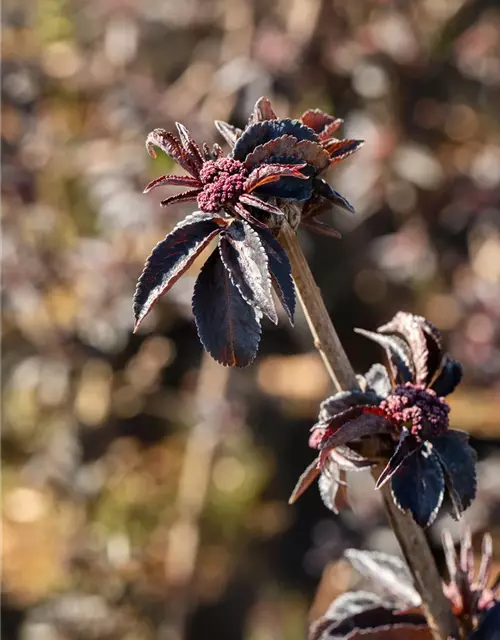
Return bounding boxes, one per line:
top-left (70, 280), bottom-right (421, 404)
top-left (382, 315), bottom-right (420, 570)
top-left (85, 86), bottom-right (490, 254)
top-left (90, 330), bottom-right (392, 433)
top-left (3, 0), bottom-right (500, 638)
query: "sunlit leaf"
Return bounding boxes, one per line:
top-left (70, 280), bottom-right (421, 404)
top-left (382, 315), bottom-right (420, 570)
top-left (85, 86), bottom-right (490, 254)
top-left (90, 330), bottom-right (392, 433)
top-left (378, 312), bottom-right (429, 386)
top-left (146, 128), bottom-right (199, 176)
top-left (238, 194), bottom-right (285, 218)
top-left (301, 108), bottom-right (339, 134)
top-left (324, 138), bottom-right (364, 163)
top-left (233, 119), bottom-right (319, 161)
top-left (318, 465), bottom-right (348, 513)
top-left (245, 163), bottom-right (308, 192)
top-left (175, 122), bottom-right (204, 169)
top-left (288, 456), bottom-right (321, 504)
top-left (355, 328), bottom-right (414, 384)
top-left (133, 212), bottom-right (225, 330)
top-left (218, 220), bottom-right (277, 323)
top-left (143, 174), bottom-right (200, 194)
top-left (319, 408), bottom-right (391, 466)
top-left (318, 389), bottom-right (379, 423)
top-left (321, 119), bottom-right (344, 140)
top-left (192, 250), bottom-right (262, 367)
top-left (254, 226), bottom-right (295, 323)
top-left (345, 549), bottom-right (421, 608)
top-left (363, 364), bottom-right (392, 398)
top-left (249, 96), bottom-right (277, 124)
top-left (311, 591), bottom-right (428, 640)
top-left (160, 189), bottom-right (201, 208)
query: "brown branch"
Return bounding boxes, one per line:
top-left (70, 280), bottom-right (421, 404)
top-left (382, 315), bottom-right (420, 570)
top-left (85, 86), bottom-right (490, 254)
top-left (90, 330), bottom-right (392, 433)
top-left (279, 220), bottom-right (460, 640)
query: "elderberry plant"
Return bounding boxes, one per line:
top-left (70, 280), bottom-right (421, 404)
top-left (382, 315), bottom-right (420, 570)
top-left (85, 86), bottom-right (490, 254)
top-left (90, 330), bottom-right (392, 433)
top-left (134, 97), bottom-right (362, 366)
top-left (290, 312), bottom-right (477, 528)
top-left (310, 530), bottom-right (500, 640)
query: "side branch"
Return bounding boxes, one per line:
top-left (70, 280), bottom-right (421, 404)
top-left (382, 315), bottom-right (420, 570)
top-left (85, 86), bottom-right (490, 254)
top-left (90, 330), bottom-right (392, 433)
top-left (279, 220), bottom-right (460, 640)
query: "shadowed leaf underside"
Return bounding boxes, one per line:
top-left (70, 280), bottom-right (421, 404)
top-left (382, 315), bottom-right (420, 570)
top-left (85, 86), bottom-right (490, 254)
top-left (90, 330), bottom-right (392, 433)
top-left (192, 250), bottom-right (262, 367)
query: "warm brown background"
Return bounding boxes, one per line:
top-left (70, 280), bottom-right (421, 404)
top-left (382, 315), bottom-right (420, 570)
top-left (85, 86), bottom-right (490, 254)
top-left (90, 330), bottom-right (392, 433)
top-left (2, 0), bottom-right (500, 638)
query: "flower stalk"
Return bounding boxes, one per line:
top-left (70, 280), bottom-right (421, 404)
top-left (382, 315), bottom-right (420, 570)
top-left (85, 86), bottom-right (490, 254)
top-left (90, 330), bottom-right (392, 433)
top-left (278, 219), bottom-right (460, 640)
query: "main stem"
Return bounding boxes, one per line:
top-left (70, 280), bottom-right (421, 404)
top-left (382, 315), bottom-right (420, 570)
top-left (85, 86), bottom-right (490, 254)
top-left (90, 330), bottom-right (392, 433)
top-left (279, 221), bottom-right (460, 640)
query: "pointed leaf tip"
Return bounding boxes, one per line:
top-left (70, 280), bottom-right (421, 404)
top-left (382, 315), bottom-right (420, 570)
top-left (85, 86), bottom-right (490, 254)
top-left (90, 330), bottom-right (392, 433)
top-left (133, 212), bottom-right (224, 330)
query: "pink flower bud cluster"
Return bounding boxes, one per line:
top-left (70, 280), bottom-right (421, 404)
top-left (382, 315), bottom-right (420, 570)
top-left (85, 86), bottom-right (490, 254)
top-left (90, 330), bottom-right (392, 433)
top-left (380, 382), bottom-right (450, 440)
top-left (197, 158), bottom-right (248, 213)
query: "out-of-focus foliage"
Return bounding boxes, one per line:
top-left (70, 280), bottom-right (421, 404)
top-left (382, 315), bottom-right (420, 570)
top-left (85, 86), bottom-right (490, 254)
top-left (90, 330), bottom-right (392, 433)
top-left (2, 0), bottom-right (500, 638)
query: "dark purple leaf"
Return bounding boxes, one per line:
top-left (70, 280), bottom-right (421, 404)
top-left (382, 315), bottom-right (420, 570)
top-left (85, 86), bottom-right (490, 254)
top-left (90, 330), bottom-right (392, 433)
top-left (160, 189), bottom-right (201, 208)
top-left (192, 250), bottom-right (262, 367)
top-left (377, 312), bottom-right (429, 385)
top-left (471, 602), bottom-right (500, 640)
top-left (143, 174), bottom-right (201, 194)
top-left (254, 226), bottom-right (296, 324)
top-left (302, 217), bottom-right (342, 238)
top-left (345, 549), bottom-right (421, 609)
top-left (325, 138), bottom-right (364, 163)
top-left (346, 625), bottom-right (432, 640)
top-left (133, 212), bottom-right (225, 330)
top-left (214, 120), bottom-right (242, 148)
top-left (313, 594), bottom-right (428, 640)
top-left (218, 221), bottom-right (277, 324)
top-left (145, 128), bottom-right (199, 176)
top-left (249, 96), bottom-right (277, 124)
top-left (175, 122), bottom-right (204, 169)
top-left (432, 430), bottom-right (477, 518)
top-left (390, 446), bottom-right (445, 528)
top-left (319, 410), bottom-right (391, 466)
top-left (312, 178), bottom-right (356, 213)
top-left (431, 357), bottom-right (463, 397)
top-left (233, 203), bottom-right (269, 229)
top-left (245, 163), bottom-right (308, 192)
top-left (322, 591), bottom-right (387, 625)
top-left (233, 119), bottom-right (319, 161)
top-left (238, 194), bottom-right (285, 217)
top-left (244, 136), bottom-right (329, 174)
top-left (243, 135), bottom-right (298, 168)
top-left (355, 328), bottom-right (414, 384)
top-left (288, 456), bottom-right (321, 504)
top-left (376, 431), bottom-right (422, 489)
top-left (318, 390), bottom-right (379, 424)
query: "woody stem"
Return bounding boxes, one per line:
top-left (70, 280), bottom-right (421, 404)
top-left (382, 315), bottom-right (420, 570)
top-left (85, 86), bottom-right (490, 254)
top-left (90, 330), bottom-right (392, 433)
top-left (279, 219), bottom-right (460, 640)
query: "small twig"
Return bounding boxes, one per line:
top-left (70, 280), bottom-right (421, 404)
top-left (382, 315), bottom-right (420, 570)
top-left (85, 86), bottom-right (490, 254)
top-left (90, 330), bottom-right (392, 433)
top-left (279, 220), bottom-right (460, 640)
